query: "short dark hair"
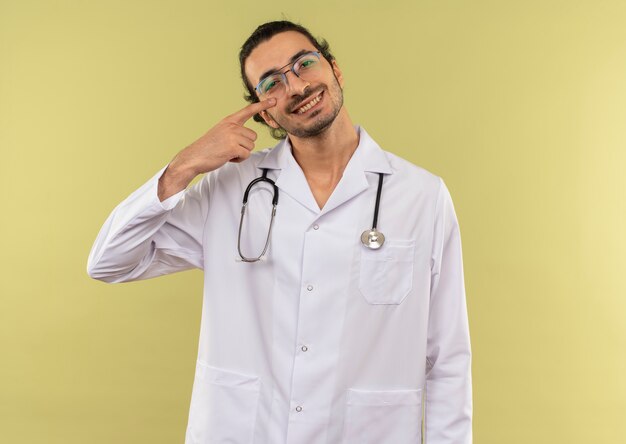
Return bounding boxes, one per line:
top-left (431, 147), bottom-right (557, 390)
top-left (239, 20), bottom-right (335, 139)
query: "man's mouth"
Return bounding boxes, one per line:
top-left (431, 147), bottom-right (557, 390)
top-left (292, 91), bottom-right (324, 115)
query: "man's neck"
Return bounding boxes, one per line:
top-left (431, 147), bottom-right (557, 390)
top-left (288, 108), bottom-right (359, 183)
top-left (287, 108), bottom-right (359, 209)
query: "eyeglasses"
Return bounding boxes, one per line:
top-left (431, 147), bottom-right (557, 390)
top-left (254, 51), bottom-right (322, 98)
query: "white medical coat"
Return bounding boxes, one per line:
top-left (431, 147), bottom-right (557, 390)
top-left (87, 126), bottom-right (472, 444)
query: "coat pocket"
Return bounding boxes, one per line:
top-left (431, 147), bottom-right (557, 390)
top-left (358, 240), bottom-right (416, 304)
top-left (341, 388), bottom-right (423, 444)
top-left (185, 361), bottom-right (261, 444)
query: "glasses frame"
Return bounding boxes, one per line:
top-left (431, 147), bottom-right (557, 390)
top-left (254, 51), bottom-right (322, 98)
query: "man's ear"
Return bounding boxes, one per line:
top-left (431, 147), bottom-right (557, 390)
top-left (331, 60), bottom-right (344, 88)
top-left (260, 110), bottom-right (280, 129)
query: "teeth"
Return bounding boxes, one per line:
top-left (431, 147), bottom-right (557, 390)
top-left (297, 92), bottom-right (322, 114)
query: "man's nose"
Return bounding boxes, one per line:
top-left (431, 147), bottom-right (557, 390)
top-left (284, 71), bottom-right (310, 96)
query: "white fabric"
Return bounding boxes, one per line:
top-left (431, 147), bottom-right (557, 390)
top-left (87, 126), bottom-right (472, 444)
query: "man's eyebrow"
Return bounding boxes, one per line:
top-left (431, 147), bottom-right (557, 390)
top-left (257, 49), bottom-right (311, 84)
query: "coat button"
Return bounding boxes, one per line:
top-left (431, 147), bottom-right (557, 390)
top-left (295, 406), bottom-right (303, 412)
top-left (307, 285), bottom-right (313, 291)
top-left (313, 224), bottom-right (319, 230)
top-left (301, 345), bottom-right (308, 352)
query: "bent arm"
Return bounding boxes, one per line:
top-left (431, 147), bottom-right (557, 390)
top-left (424, 178), bottom-right (473, 443)
top-left (86, 164), bottom-right (210, 283)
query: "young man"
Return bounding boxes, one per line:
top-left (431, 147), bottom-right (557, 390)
top-left (88, 20), bottom-right (472, 444)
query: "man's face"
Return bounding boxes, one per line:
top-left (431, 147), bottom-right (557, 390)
top-left (245, 31), bottom-right (345, 138)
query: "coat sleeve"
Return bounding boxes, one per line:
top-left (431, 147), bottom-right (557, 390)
top-left (424, 177), bottom-right (473, 443)
top-left (86, 164), bottom-right (210, 283)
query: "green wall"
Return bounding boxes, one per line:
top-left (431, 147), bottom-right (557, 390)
top-left (1, 0), bottom-right (625, 442)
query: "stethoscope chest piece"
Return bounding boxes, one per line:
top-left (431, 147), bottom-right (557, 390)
top-left (361, 229), bottom-right (385, 249)
top-left (360, 172), bottom-right (386, 250)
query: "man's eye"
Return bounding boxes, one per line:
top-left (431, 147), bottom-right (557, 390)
top-left (300, 59), bottom-right (317, 68)
top-left (263, 77), bottom-right (282, 92)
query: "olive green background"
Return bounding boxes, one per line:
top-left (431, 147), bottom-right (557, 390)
top-left (1, 0), bottom-right (625, 442)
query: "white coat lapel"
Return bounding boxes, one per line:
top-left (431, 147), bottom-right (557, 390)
top-left (320, 127), bottom-right (393, 215)
top-left (318, 147), bottom-right (369, 215)
top-left (256, 138), bottom-right (320, 214)
top-left (255, 127), bottom-right (393, 215)
top-left (276, 151), bottom-right (322, 213)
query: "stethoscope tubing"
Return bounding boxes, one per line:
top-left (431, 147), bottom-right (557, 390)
top-left (238, 169), bottom-right (279, 262)
top-left (237, 169), bottom-right (386, 262)
top-left (372, 172), bottom-right (384, 231)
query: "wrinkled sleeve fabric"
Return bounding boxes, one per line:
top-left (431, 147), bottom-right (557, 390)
top-left (424, 177), bottom-right (473, 443)
top-left (86, 164), bottom-right (210, 283)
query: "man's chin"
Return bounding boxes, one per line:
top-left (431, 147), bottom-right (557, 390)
top-left (288, 123), bottom-right (331, 138)
top-left (284, 111), bottom-right (338, 138)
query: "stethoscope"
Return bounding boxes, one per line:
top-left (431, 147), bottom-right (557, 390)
top-left (237, 169), bottom-right (386, 262)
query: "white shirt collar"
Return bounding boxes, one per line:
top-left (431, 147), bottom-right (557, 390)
top-left (255, 125), bottom-right (393, 175)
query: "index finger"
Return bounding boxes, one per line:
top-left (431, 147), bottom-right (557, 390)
top-left (227, 98), bottom-right (277, 125)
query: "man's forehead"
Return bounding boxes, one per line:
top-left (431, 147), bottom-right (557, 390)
top-left (245, 31), bottom-right (317, 84)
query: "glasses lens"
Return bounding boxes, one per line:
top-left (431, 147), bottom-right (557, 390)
top-left (258, 74), bottom-right (284, 96)
top-left (256, 53), bottom-right (321, 97)
top-left (294, 53), bottom-right (321, 78)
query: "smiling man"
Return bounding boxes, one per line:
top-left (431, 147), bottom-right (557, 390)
top-left (87, 20), bottom-right (472, 444)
